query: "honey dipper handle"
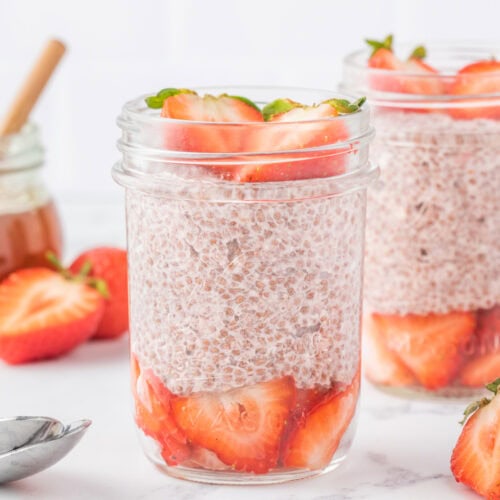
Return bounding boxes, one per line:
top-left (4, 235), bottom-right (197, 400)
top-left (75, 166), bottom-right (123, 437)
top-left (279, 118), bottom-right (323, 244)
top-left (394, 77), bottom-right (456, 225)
top-left (0, 39), bottom-right (66, 136)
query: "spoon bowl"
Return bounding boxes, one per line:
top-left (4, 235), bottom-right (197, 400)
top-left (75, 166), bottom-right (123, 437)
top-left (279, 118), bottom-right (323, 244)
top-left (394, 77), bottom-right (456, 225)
top-left (0, 418), bottom-right (91, 483)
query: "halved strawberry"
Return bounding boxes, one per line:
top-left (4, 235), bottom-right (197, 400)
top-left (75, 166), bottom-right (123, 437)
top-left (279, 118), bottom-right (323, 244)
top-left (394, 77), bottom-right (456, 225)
top-left (366, 35), bottom-right (443, 95)
top-left (451, 378), bottom-right (500, 499)
top-left (364, 314), bottom-right (416, 387)
top-left (282, 373), bottom-right (359, 470)
top-left (145, 89), bottom-right (263, 153)
top-left (449, 60), bottom-right (500, 119)
top-left (171, 376), bottom-right (296, 473)
top-left (232, 97), bottom-right (364, 182)
top-left (373, 311), bottom-right (476, 390)
top-left (131, 355), bottom-right (190, 465)
top-left (0, 268), bottom-right (104, 364)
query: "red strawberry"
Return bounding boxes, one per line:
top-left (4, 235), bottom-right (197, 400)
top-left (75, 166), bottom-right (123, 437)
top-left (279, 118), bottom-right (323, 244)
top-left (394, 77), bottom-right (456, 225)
top-left (131, 355), bottom-right (190, 465)
top-left (70, 247), bottom-right (128, 339)
top-left (366, 35), bottom-right (443, 95)
top-left (232, 97), bottom-right (364, 182)
top-left (373, 311), bottom-right (476, 390)
top-left (0, 268), bottom-right (104, 364)
top-left (460, 353), bottom-right (500, 388)
top-left (282, 373), bottom-right (359, 470)
top-left (364, 314), bottom-right (416, 387)
top-left (451, 378), bottom-right (500, 499)
top-left (147, 89), bottom-right (263, 154)
top-left (449, 60), bottom-right (500, 119)
top-left (171, 376), bottom-right (296, 473)
top-left (460, 306), bottom-right (500, 387)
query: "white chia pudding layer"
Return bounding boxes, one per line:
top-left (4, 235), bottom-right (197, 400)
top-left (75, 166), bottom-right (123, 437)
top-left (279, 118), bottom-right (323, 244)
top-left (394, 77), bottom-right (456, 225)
top-left (365, 111), bottom-right (500, 316)
top-left (127, 180), bottom-right (365, 395)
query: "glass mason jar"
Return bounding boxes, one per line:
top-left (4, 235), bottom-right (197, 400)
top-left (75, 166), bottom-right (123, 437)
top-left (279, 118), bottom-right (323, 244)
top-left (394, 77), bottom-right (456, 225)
top-left (341, 44), bottom-right (500, 397)
top-left (0, 123), bottom-right (62, 281)
top-left (113, 87), bottom-right (376, 484)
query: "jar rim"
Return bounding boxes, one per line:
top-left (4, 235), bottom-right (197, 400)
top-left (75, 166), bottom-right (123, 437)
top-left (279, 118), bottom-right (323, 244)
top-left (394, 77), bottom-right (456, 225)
top-left (117, 86), bottom-right (374, 161)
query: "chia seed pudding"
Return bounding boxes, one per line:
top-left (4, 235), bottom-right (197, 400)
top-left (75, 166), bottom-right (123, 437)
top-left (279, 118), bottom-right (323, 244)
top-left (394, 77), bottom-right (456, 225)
top-left (114, 87), bottom-right (375, 483)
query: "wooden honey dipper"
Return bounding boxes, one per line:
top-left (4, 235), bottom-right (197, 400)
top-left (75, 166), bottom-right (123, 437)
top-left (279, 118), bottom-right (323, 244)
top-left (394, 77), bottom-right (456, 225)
top-left (0, 39), bottom-right (66, 137)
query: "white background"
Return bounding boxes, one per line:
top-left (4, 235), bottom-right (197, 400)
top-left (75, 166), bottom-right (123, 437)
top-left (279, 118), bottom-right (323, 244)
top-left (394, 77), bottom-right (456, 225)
top-left (1, 0), bottom-right (499, 199)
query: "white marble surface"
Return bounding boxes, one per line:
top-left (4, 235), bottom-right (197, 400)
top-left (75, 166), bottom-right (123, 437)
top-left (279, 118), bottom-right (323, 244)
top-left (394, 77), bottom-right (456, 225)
top-left (0, 197), bottom-right (479, 499)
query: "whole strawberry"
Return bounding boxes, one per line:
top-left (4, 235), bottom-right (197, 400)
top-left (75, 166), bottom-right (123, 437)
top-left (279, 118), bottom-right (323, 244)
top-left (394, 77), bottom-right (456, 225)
top-left (70, 247), bottom-right (128, 339)
top-left (451, 378), bottom-right (500, 499)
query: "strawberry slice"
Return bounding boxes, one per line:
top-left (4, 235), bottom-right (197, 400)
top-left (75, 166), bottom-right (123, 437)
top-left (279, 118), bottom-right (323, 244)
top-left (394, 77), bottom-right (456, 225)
top-left (373, 311), bottom-right (476, 390)
top-left (451, 378), bottom-right (500, 499)
top-left (181, 446), bottom-right (231, 471)
top-left (131, 355), bottom-right (190, 465)
top-left (364, 314), bottom-right (416, 387)
top-left (460, 352), bottom-right (500, 388)
top-left (171, 376), bottom-right (296, 473)
top-left (232, 97), bottom-right (364, 182)
top-left (282, 373), bottom-right (359, 470)
top-left (366, 35), bottom-right (443, 95)
top-left (460, 306), bottom-right (500, 387)
top-left (0, 268), bottom-right (104, 364)
top-left (449, 60), bottom-right (500, 120)
top-left (145, 89), bottom-right (263, 153)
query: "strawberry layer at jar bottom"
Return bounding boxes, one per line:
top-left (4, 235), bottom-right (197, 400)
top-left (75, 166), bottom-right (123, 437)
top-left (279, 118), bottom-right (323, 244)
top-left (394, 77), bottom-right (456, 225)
top-left (363, 305), bottom-right (500, 396)
top-left (131, 355), bottom-right (359, 483)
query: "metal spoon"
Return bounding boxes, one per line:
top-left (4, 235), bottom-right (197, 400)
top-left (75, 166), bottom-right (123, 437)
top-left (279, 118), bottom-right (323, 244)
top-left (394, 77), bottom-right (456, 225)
top-left (0, 416), bottom-right (65, 455)
top-left (0, 417), bottom-right (91, 483)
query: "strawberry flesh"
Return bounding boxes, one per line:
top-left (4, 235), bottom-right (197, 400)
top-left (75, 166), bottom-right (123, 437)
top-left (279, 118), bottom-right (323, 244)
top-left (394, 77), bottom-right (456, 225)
top-left (0, 268), bottom-right (104, 364)
top-left (131, 356), bottom-right (191, 465)
top-left (373, 311), bottom-right (476, 390)
top-left (449, 60), bottom-right (500, 119)
top-left (171, 376), bottom-right (296, 473)
top-left (282, 373), bottom-right (359, 470)
top-left (364, 314), bottom-right (415, 387)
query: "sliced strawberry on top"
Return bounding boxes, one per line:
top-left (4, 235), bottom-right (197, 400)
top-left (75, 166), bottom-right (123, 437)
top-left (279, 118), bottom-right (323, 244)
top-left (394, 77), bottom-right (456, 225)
top-left (373, 311), bottom-right (476, 390)
top-left (145, 89), bottom-right (263, 153)
top-left (449, 60), bottom-right (500, 119)
top-left (451, 378), bottom-right (500, 499)
top-left (282, 373), bottom-right (359, 470)
top-left (0, 268), bottom-right (104, 364)
top-left (366, 35), bottom-right (443, 95)
top-left (171, 376), bottom-right (296, 474)
top-left (131, 355), bottom-right (190, 465)
top-left (363, 314), bottom-right (416, 387)
top-left (232, 97), bottom-right (364, 182)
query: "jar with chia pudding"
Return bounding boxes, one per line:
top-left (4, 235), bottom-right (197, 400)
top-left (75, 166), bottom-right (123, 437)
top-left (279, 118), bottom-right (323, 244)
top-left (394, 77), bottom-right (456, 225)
top-left (342, 37), bottom-right (500, 397)
top-left (113, 86), bottom-right (376, 484)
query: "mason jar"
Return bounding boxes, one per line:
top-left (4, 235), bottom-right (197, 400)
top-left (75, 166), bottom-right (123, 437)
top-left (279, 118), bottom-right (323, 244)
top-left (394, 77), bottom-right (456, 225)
top-left (0, 123), bottom-right (62, 281)
top-left (342, 43), bottom-right (500, 397)
top-left (113, 86), bottom-right (376, 484)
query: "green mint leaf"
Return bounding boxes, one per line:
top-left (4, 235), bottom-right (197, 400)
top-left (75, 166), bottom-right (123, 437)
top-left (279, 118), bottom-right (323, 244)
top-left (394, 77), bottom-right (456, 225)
top-left (486, 377), bottom-right (500, 395)
top-left (324, 97), bottom-right (366, 114)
